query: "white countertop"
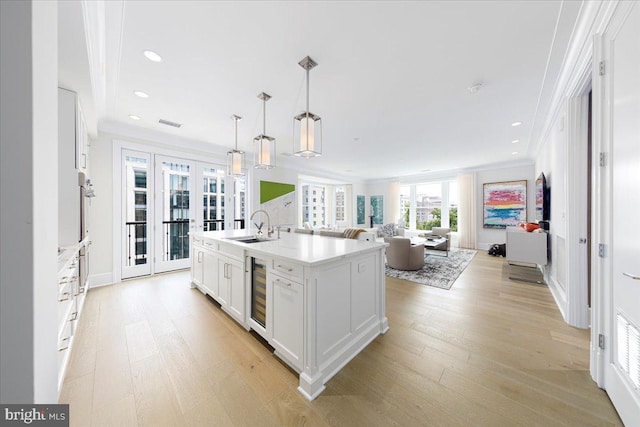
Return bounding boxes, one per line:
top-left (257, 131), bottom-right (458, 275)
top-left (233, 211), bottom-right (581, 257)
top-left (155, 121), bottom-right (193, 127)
top-left (192, 229), bottom-right (386, 266)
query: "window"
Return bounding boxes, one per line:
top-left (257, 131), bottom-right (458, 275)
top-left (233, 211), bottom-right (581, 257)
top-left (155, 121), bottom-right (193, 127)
top-left (203, 167), bottom-right (225, 231)
top-left (399, 185), bottom-right (410, 228)
top-left (449, 182), bottom-right (459, 232)
top-left (416, 183), bottom-right (441, 230)
top-left (400, 180), bottom-right (458, 231)
top-left (335, 186), bottom-right (345, 222)
top-left (301, 184), bottom-right (326, 227)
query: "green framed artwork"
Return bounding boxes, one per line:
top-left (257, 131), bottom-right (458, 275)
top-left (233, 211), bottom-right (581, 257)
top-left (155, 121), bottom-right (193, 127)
top-left (357, 195), bottom-right (365, 225)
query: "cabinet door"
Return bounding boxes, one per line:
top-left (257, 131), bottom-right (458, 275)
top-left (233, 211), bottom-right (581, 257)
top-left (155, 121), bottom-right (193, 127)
top-left (227, 258), bottom-right (245, 322)
top-left (202, 250), bottom-right (219, 298)
top-left (217, 257), bottom-right (230, 306)
top-left (191, 246), bottom-right (204, 287)
top-left (271, 275), bottom-right (303, 370)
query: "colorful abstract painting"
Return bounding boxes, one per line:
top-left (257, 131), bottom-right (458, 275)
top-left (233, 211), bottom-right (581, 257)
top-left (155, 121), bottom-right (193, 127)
top-left (483, 180), bottom-right (527, 229)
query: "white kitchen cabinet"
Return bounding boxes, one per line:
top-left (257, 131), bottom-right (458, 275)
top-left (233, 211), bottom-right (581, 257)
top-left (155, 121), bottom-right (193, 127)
top-left (202, 251), bottom-right (219, 298)
top-left (270, 272), bottom-right (304, 371)
top-left (226, 257), bottom-right (245, 322)
top-left (191, 243), bottom-right (204, 289)
top-left (217, 256), bottom-right (244, 322)
top-left (57, 239), bottom-right (90, 392)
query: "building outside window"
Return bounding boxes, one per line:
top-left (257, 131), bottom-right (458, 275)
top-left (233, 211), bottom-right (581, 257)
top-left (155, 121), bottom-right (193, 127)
top-left (125, 156), bottom-right (148, 266)
top-left (301, 184), bottom-right (326, 227)
top-left (335, 186), bottom-right (345, 222)
top-left (203, 168), bottom-right (225, 231)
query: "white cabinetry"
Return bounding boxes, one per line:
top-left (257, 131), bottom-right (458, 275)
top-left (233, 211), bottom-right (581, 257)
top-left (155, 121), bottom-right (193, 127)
top-left (191, 240), bottom-right (204, 288)
top-left (203, 251), bottom-right (219, 298)
top-left (58, 88), bottom-right (88, 248)
top-left (190, 238), bottom-right (246, 326)
top-left (224, 257), bottom-right (244, 322)
top-left (270, 271), bottom-right (304, 371)
top-left (57, 239), bottom-right (90, 391)
top-left (506, 226), bottom-right (548, 265)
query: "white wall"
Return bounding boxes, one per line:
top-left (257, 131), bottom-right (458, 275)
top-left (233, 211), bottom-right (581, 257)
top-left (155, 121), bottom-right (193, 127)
top-left (475, 164), bottom-right (536, 249)
top-left (1, 0), bottom-right (59, 403)
top-left (88, 133), bottom-right (114, 285)
top-left (366, 180), bottom-right (400, 227)
top-left (536, 107), bottom-right (567, 292)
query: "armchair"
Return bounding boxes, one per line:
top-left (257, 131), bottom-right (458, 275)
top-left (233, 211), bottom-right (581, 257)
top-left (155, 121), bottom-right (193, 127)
top-left (384, 237), bottom-right (425, 271)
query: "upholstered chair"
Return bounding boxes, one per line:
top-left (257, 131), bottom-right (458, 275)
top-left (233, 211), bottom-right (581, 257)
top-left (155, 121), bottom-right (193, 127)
top-left (430, 227), bottom-right (451, 250)
top-left (384, 237), bottom-right (425, 271)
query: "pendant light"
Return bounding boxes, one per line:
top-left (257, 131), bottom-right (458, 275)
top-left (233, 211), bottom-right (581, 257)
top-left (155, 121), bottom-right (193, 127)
top-left (293, 56), bottom-right (322, 158)
top-left (227, 114), bottom-right (245, 177)
top-left (254, 92), bottom-right (276, 169)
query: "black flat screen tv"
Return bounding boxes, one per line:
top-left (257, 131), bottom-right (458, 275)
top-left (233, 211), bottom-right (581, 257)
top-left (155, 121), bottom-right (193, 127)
top-left (535, 172), bottom-right (550, 222)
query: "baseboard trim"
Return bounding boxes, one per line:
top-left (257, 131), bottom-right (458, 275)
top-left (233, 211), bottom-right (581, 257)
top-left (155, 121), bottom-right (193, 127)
top-left (88, 272), bottom-right (114, 288)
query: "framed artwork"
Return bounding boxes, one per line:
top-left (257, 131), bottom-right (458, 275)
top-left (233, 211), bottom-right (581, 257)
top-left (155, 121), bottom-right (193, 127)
top-left (371, 195), bottom-right (383, 225)
top-left (357, 195), bottom-right (365, 225)
top-left (483, 180), bottom-right (527, 229)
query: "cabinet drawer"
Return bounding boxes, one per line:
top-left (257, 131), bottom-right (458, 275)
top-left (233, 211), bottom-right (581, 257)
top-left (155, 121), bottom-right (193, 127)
top-left (272, 259), bottom-right (303, 282)
top-left (218, 242), bottom-right (244, 261)
top-left (202, 239), bottom-right (219, 252)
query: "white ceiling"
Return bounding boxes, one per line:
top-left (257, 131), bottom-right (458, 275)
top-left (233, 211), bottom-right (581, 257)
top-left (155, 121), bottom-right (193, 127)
top-left (58, 1), bottom-right (583, 181)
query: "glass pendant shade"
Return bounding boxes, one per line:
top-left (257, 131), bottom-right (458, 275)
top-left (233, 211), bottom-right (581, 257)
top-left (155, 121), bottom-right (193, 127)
top-left (227, 149), bottom-right (244, 176)
top-left (293, 112), bottom-right (322, 158)
top-left (293, 56), bottom-right (322, 158)
top-left (254, 92), bottom-right (275, 169)
top-left (227, 114), bottom-right (245, 177)
top-left (254, 135), bottom-right (275, 169)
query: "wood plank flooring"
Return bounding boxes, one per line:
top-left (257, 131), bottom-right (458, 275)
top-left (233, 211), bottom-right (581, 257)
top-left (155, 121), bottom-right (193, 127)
top-left (59, 251), bottom-right (623, 426)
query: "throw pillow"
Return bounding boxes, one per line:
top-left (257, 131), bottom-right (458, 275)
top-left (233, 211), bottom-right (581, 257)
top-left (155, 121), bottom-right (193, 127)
top-left (378, 223), bottom-right (397, 238)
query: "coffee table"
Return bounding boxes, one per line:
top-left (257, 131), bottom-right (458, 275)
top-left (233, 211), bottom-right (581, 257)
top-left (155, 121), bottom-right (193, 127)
top-left (410, 236), bottom-right (449, 257)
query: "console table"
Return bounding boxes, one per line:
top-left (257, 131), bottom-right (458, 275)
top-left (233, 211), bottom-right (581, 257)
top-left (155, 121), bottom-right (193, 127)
top-left (506, 226), bottom-right (547, 283)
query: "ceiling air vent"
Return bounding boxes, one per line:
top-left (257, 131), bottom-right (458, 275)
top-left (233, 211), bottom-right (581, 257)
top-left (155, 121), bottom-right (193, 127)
top-left (158, 119), bottom-right (182, 128)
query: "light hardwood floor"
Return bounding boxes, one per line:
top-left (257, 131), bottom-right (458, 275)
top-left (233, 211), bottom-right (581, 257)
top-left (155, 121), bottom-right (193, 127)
top-left (60, 251), bottom-right (623, 426)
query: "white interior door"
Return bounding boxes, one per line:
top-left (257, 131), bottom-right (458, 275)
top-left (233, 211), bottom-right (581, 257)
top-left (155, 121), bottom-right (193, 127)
top-left (154, 155), bottom-right (195, 273)
top-left (604, 2), bottom-right (640, 424)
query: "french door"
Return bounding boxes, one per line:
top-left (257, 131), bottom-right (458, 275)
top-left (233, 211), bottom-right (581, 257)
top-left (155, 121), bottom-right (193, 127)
top-left (121, 151), bottom-right (242, 279)
top-left (153, 156), bottom-right (196, 273)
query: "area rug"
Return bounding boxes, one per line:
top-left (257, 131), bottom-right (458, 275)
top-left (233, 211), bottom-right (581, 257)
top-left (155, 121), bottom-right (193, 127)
top-left (385, 248), bottom-right (477, 290)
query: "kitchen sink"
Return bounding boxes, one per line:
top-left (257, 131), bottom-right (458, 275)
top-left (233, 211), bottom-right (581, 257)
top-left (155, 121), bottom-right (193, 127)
top-left (223, 236), bottom-right (263, 244)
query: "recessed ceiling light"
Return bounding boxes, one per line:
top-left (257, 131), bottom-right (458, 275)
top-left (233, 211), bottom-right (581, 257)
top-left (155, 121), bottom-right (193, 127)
top-left (129, 115), bottom-right (141, 120)
top-left (345, 169), bottom-right (353, 173)
top-left (421, 169), bottom-right (431, 172)
top-left (512, 139), bottom-right (519, 144)
top-left (143, 50), bottom-right (163, 62)
top-left (512, 151), bottom-right (519, 155)
top-left (468, 83), bottom-right (483, 94)
top-left (511, 121), bottom-right (522, 127)
top-left (134, 91), bottom-right (149, 98)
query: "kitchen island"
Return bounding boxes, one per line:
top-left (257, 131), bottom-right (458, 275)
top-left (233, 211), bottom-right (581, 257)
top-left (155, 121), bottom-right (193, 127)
top-left (190, 229), bottom-right (389, 400)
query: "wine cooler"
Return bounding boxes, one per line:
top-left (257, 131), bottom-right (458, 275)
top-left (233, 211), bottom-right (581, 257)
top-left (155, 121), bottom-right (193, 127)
top-left (251, 258), bottom-right (267, 328)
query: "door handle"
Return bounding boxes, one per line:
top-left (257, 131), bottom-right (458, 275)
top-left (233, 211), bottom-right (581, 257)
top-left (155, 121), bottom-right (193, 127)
top-left (623, 272), bottom-right (640, 280)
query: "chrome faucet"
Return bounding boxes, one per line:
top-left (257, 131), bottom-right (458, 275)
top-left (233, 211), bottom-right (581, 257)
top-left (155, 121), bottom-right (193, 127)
top-left (250, 210), bottom-right (272, 238)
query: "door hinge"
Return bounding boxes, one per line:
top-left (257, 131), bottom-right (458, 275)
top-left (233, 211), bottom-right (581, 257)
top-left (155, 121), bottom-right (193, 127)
top-left (599, 61), bottom-right (605, 76)
top-left (598, 243), bottom-right (606, 258)
top-left (598, 334), bottom-right (605, 350)
top-left (599, 152), bottom-right (607, 167)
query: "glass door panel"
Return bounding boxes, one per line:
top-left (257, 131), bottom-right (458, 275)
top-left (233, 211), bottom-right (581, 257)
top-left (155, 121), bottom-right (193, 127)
top-left (154, 156), bottom-right (195, 273)
top-left (122, 151), bottom-right (152, 279)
